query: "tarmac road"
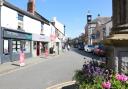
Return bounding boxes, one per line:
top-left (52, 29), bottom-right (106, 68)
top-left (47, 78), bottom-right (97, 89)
top-left (0, 49), bottom-right (86, 89)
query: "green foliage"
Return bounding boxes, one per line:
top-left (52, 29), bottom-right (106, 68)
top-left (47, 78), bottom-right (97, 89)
top-left (73, 70), bottom-right (104, 89)
top-left (73, 60), bottom-right (128, 89)
top-left (93, 76), bottom-right (103, 89)
top-left (73, 70), bottom-right (85, 84)
top-left (110, 75), bottom-right (122, 89)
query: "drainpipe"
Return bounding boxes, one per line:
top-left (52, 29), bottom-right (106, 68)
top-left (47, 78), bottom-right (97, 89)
top-left (0, 0), bottom-right (4, 64)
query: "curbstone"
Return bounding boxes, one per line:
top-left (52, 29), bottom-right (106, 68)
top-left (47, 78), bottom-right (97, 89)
top-left (46, 81), bottom-right (76, 89)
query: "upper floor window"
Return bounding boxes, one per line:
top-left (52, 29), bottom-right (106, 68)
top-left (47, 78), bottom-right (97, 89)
top-left (40, 24), bottom-right (44, 35)
top-left (18, 14), bottom-right (23, 21)
top-left (103, 28), bottom-right (106, 37)
top-left (96, 31), bottom-right (100, 39)
top-left (18, 13), bottom-right (24, 30)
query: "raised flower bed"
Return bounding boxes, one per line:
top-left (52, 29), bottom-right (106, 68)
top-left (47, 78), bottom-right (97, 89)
top-left (73, 60), bottom-right (128, 89)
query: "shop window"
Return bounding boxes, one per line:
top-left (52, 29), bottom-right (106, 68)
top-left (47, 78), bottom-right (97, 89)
top-left (12, 40), bottom-right (21, 53)
top-left (23, 41), bottom-right (31, 53)
top-left (3, 39), bottom-right (9, 55)
top-left (12, 40), bottom-right (30, 53)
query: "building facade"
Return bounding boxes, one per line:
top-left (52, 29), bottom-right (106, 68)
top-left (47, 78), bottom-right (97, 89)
top-left (0, 0), bottom-right (49, 63)
top-left (51, 17), bottom-right (65, 54)
top-left (85, 16), bottom-right (111, 45)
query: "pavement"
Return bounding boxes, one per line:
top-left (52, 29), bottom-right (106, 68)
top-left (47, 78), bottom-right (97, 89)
top-left (0, 53), bottom-right (58, 76)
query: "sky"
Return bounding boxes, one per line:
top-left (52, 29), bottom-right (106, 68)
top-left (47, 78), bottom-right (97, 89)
top-left (8, 0), bottom-right (112, 38)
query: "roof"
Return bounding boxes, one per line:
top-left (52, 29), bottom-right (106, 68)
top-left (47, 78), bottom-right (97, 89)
top-left (91, 17), bottom-right (111, 25)
top-left (34, 12), bottom-right (49, 25)
top-left (3, 1), bottom-right (49, 25)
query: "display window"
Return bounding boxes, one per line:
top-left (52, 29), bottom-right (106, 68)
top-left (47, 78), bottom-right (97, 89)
top-left (12, 40), bottom-right (31, 53)
top-left (3, 39), bottom-right (9, 54)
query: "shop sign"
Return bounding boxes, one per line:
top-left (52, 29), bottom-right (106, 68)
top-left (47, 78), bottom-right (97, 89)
top-left (32, 34), bottom-right (49, 41)
top-left (3, 30), bottom-right (32, 40)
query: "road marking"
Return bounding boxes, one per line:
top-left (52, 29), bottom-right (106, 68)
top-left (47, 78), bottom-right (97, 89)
top-left (46, 80), bottom-right (76, 89)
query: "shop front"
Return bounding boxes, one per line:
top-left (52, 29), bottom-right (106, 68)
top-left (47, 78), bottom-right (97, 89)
top-left (1, 28), bottom-right (32, 63)
top-left (32, 34), bottom-right (50, 57)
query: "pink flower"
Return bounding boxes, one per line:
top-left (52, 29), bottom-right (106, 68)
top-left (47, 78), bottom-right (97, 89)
top-left (102, 81), bottom-right (111, 89)
top-left (116, 74), bottom-right (128, 82)
top-left (116, 74), bottom-right (122, 80)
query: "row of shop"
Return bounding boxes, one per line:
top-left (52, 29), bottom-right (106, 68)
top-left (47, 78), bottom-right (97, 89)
top-left (1, 27), bottom-right (61, 64)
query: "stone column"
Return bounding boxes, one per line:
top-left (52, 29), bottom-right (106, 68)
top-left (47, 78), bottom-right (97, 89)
top-left (120, 0), bottom-right (126, 24)
top-left (126, 0), bottom-right (128, 23)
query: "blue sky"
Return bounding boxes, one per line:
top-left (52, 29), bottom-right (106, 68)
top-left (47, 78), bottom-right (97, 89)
top-left (8, 0), bottom-right (112, 38)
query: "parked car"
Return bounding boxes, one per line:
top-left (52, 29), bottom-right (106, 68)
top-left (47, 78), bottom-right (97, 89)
top-left (78, 42), bottom-right (84, 50)
top-left (93, 45), bottom-right (106, 56)
top-left (84, 45), bottom-right (94, 52)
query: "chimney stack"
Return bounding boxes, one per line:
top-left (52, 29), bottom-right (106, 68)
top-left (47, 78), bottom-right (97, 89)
top-left (27, 0), bottom-right (35, 14)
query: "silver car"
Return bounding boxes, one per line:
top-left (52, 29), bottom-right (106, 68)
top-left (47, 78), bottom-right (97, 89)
top-left (84, 45), bottom-right (94, 52)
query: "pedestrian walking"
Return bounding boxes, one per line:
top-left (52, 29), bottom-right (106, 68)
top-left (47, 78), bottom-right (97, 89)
top-left (67, 44), bottom-right (70, 51)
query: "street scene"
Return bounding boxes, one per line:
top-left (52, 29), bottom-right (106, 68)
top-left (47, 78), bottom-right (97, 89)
top-left (0, 0), bottom-right (128, 89)
top-left (0, 49), bottom-right (93, 89)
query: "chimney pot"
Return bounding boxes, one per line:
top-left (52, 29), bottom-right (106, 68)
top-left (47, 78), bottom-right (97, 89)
top-left (27, 0), bottom-right (35, 14)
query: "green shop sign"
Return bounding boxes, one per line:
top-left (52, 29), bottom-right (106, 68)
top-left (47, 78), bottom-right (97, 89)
top-left (3, 30), bottom-right (32, 40)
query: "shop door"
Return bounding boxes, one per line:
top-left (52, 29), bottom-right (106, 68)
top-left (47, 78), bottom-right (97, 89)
top-left (36, 42), bottom-right (40, 56)
top-left (56, 42), bottom-right (59, 55)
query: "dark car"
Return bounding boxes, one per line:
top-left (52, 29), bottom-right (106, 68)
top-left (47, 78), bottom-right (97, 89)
top-left (93, 45), bottom-right (106, 56)
top-left (78, 42), bottom-right (84, 50)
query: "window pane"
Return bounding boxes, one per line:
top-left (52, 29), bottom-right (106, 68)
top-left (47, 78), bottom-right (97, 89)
top-left (24, 41), bottom-right (30, 53)
top-left (12, 40), bottom-right (21, 53)
top-left (18, 14), bottom-right (23, 21)
top-left (4, 40), bottom-right (9, 54)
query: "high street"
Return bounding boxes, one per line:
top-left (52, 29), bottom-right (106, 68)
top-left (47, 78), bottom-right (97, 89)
top-left (0, 49), bottom-right (89, 89)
